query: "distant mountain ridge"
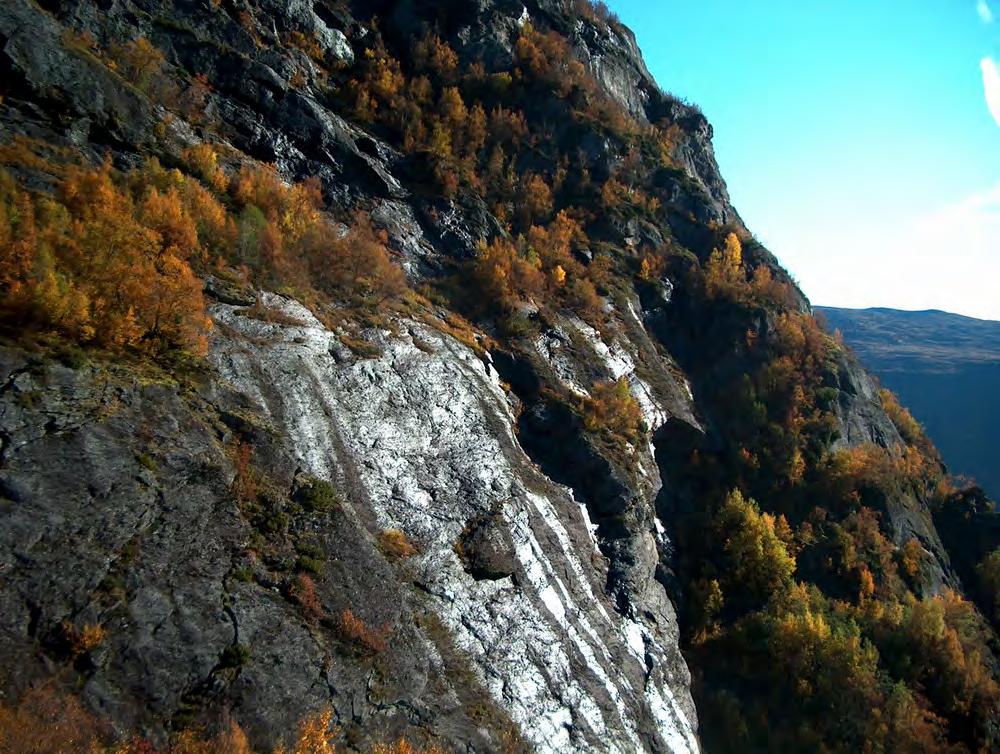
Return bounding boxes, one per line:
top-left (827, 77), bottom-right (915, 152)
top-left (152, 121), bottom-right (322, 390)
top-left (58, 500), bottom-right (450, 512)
top-left (818, 306), bottom-right (1000, 498)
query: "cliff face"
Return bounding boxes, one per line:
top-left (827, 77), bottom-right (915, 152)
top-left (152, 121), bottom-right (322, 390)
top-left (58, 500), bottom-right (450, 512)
top-left (0, 0), bottom-right (991, 752)
top-left (0, 293), bottom-right (697, 752)
top-left (818, 306), bottom-right (1000, 501)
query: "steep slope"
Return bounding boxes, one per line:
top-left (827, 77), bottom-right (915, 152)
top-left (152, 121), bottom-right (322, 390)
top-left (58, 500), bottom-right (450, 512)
top-left (819, 306), bottom-right (1000, 499)
top-left (0, 1), bottom-right (997, 753)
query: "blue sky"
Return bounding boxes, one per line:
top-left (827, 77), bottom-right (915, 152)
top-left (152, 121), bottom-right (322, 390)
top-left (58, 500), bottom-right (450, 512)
top-left (609, 1), bottom-right (1000, 320)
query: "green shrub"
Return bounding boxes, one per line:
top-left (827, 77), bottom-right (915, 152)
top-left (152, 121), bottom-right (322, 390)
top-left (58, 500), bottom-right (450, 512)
top-left (219, 643), bottom-right (250, 668)
top-left (297, 478), bottom-right (339, 512)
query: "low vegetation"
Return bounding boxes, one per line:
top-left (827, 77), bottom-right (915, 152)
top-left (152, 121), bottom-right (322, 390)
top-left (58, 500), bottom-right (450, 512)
top-left (0, 148), bottom-right (410, 359)
top-left (579, 377), bottom-right (646, 449)
top-left (0, 686), bottom-right (445, 753)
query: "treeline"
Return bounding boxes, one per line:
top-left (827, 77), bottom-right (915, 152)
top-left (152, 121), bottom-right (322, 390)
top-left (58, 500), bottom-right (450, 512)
top-left (659, 230), bottom-right (1000, 752)
top-left (0, 144), bottom-right (408, 356)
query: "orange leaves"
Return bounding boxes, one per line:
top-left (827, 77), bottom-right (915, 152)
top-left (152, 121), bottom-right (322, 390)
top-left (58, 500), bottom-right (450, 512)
top-left (62, 621), bottom-right (106, 658)
top-left (378, 529), bottom-right (419, 561)
top-left (517, 173), bottom-right (553, 227)
top-left (233, 164), bottom-right (322, 235)
top-left (231, 441), bottom-right (260, 504)
top-left (147, 253), bottom-right (212, 355)
top-left (469, 210), bottom-right (603, 322)
top-left (471, 236), bottom-right (545, 314)
top-left (0, 688), bottom-right (450, 754)
top-left (0, 685), bottom-right (107, 754)
top-left (311, 213), bottom-right (408, 306)
top-left (0, 160), bottom-right (213, 354)
top-left (828, 442), bottom-right (933, 501)
top-left (858, 566), bottom-right (876, 601)
top-left (292, 573), bottom-right (324, 623)
top-left (140, 187), bottom-right (201, 260)
top-left (280, 708), bottom-right (337, 754)
top-left (514, 24), bottom-right (586, 95)
top-left (487, 106), bottom-right (528, 146)
top-left (748, 264), bottom-right (795, 308)
top-left (229, 168), bottom-right (409, 306)
top-left (339, 609), bottom-right (390, 655)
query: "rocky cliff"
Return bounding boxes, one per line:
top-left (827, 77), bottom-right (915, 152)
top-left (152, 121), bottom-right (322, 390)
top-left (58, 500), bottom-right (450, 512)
top-left (819, 306), bottom-right (1000, 501)
top-left (0, 1), bottom-right (997, 753)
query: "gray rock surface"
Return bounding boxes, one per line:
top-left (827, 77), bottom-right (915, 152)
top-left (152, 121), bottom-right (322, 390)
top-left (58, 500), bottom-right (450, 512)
top-left (210, 294), bottom-right (700, 753)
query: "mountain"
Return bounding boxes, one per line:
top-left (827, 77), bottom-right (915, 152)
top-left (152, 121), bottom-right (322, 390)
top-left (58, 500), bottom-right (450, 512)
top-left (818, 307), bottom-right (1000, 499)
top-left (0, 1), bottom-right (997, 753)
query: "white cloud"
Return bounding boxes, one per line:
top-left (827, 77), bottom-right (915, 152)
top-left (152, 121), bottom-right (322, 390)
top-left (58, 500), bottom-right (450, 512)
top-left (789, 185), bottom-right (1000, 320)
top-left (977, 0), bottom-right (994, 23)
top-left (982, 57), bottom-right (1000, 126)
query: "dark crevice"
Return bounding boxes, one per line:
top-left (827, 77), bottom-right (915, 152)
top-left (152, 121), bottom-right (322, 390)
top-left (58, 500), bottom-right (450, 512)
top-left (490, 348), bottom-right (640, 609)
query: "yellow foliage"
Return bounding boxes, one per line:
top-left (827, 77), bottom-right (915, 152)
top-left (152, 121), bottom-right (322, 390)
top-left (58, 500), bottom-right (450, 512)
top-left (581, 378), bottom-right (646, 448)
top-left (280, 708), bottom-right (337, 754)
top-left (0, 162), bottom-right (212, 354)
top-left (182, 142), bottom-right (229, 193)
top-left (550, 264), bottom-right (566, 288)
top-left (438, 87), bottom-right (467, 129)
top-left (517, 173), bottom-right (553, 227)
top-left (284, 30), bottom-right (325, 63)
top-left (61, 621), bottom-right (106, 657)
top-left (879, 387), bottom-right (928, 449)
top-left (723, 231), bottom-right (742, 265)
top-left (704, 232), bottom-right (746, 300)
top-left (378, 529), bottom-right (419, 561)
top-left (109, 37), bottom-right (166, 92)
top-left (716, 489), bottom-right (796, 601)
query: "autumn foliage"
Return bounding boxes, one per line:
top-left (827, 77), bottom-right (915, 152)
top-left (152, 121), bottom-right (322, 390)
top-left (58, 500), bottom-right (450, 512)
top-left (0, 147), bottom-right (410, 357)
top-left (338, 609), bottom-right (391, 656)
top-left (0, 686), bottom-right (445, 753)
top-left (580, 377), bottom-right (646, 448)
top-left (0, 162), bottom-right (212, 354)
top-left (339, 23), bottom-right (683, 329)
